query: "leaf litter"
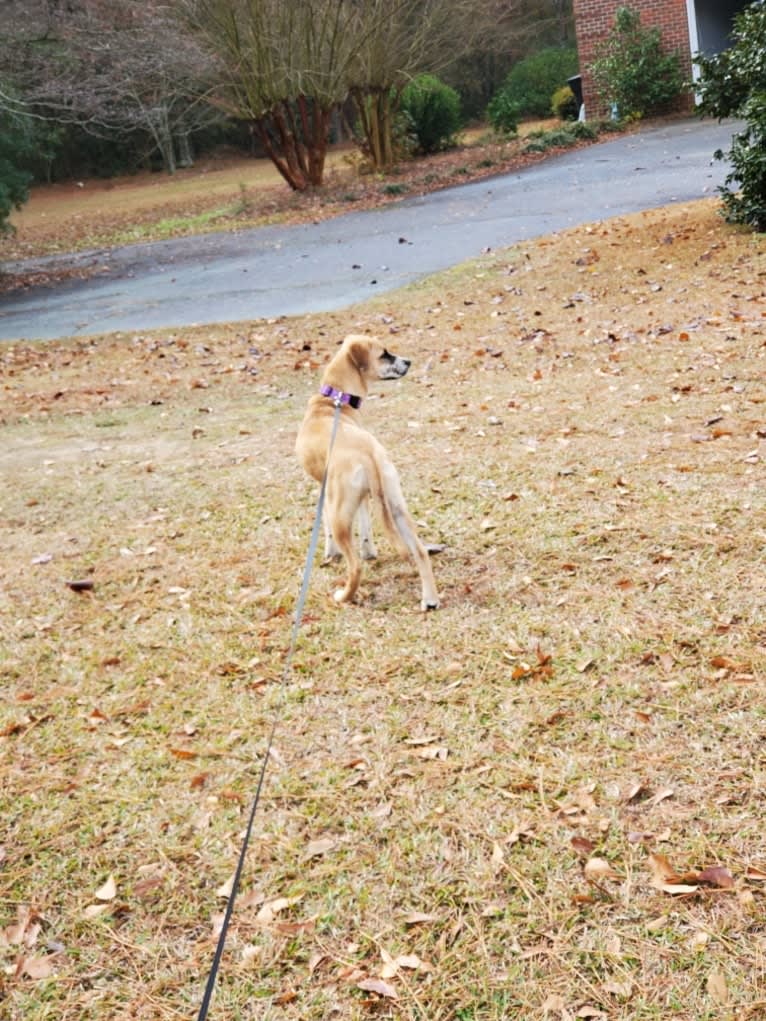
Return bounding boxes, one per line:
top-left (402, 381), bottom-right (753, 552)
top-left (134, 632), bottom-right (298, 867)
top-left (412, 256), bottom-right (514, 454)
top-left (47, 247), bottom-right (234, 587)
top-left (1, 196), bottom-right (765, 1019)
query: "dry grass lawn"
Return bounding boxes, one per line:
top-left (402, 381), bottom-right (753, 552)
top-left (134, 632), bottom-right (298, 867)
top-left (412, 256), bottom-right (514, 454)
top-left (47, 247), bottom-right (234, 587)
top-left (1, 198), bottom-right (766, 1021)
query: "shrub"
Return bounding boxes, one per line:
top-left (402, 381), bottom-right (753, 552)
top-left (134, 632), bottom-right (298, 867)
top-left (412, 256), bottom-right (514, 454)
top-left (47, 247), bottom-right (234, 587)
top-left (523, 127), bottom-right (578, 153)
top-left (0, 106), bottom-right (33, 233)
top-left (522, 121), bottom-right (601, 154)
top-left (590, 6), bottom-right (684, 118)
top-left (499, 47), bottom-right (579, 119)
top-left (399, 74), bottom-right (462, 155)
top-left (552, 85), bottom-right (578, 121)
top-left (695, 0), bottom-right (766, 231)
top-left (486, 89), bottom-right (520, 136)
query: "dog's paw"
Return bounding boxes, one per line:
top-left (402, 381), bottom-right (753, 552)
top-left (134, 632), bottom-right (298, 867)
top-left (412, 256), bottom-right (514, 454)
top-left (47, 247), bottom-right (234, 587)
top-left (421, 599), bottom-right (439, 612)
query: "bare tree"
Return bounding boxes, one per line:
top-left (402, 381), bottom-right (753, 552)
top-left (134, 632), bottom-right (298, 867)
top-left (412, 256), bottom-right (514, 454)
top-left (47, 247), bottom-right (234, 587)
top-left (0, 0), bottom-right (219, 173)
top-left (184, 0), bottom-right (361, 190)
top-left (345, 0), bottom-right (482, 171)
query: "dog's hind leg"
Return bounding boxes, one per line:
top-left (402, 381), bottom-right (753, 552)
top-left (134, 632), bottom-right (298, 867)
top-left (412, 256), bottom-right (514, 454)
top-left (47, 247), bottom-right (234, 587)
top-left (322, 507), bottom-right (341, 562)
top-left (380, 460), bottom-right (440, 611)
top-left (357, 497), bottom-right (377, 561)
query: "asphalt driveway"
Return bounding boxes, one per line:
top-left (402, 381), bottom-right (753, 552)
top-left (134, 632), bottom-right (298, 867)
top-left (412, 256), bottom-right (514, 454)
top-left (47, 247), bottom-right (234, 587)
top-left (0, 117), bottom-right (738, 342)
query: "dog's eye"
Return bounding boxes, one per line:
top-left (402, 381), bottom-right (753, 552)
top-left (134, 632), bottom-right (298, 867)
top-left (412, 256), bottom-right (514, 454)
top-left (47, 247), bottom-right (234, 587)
top-left (380, 349), bottom-right (394, 362)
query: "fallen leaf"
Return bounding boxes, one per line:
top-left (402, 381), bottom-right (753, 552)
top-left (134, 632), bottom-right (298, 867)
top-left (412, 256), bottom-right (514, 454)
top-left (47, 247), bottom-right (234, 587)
top-left (584, 857), bottom-right (619, 882)
top-left (83, 903), bottom-right (111, 919)
top-left (169, 746), bottom-right (198, 760)
top-left (571, 836), bottom-right (596, 857)
top-left (216, 874), bottom-right (235, 899)
top-left (491, 841), bottom-right (505, 873)
top-left (357, 977), bottom-right (398, 999)
top-left (394, 953), bottom-right (433, 972)
top-left (255, 895), bottom-right (302, 925)
top-left (20, 955), bottom-right (56, 979)
top-left (403, 912), bottom-right (439, 927)
top-left (707, 966), bottom-right (729, 1005)
top-left (414, 745), bottom-right (449, 760)
top-left (648, 787), bottom-right (674, 807)
top-left (542, 992), bottom-right (566, 1014)
top-left (304, 837), bottom-right (336, 859)
top-left (696, 866), bottom-right (734, 889)
top-left (95, 875), bottom-right (117, 901)
top-left (648, 854), bottom-right (699, 894)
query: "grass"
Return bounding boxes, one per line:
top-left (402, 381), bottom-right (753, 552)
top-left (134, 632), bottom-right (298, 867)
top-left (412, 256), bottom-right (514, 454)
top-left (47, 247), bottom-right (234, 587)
top-left (2, 118), bottom-right (575, 267)
top-left (1, 198), bottom-right (765, 1020)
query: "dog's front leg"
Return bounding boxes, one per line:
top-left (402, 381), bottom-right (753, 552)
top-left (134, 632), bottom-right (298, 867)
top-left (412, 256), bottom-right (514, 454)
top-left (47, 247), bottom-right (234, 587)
top-left (357, 497), bottom-right (377, 561)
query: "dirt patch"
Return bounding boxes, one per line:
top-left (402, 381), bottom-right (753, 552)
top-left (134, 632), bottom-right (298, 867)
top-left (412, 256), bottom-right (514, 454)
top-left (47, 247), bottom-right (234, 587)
top-left (2, 198), bottom-right (766, 1019)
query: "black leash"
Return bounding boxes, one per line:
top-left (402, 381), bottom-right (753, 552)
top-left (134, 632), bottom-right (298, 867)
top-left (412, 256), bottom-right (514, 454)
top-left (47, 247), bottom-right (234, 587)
top-left (196, 400), bottom-right (343, 1021)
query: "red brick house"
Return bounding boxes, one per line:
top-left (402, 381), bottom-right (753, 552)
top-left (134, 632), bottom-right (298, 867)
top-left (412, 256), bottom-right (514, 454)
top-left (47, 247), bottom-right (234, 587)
top-left (572, 0), bottom-right (750, 117)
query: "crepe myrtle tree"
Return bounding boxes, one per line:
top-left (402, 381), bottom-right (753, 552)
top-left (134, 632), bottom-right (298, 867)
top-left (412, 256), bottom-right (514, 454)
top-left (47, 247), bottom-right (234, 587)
top-left (694, 0), bottom-right (766, 231)
top-left (345, 0), bottom-right (479, 172)
top-left (185, 0), bottom-right (362, 190)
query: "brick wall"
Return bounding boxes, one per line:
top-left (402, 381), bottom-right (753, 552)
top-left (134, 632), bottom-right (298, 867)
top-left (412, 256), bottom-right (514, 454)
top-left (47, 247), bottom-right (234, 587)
top-left (573, 0), bottom-right (694, 117)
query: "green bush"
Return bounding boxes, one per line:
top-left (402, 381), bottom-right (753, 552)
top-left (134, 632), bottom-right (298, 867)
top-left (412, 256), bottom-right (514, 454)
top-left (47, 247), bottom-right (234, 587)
top-left (552, 85), bottom-right (578, 121)
top-left (399, 74), bottom-right (462, 156)
top-left (0, 106), bottom-right (33, 233)
top-left (590, 6), bottom-right (684, 118)
top-left (522, 121), bottom-right (600, 153)
top-left (486, 89), bottom-right (520, 136)
top-left (497, 47), bottom-right (579, 119)
top-left (695, 0), bottom-right (766, 231)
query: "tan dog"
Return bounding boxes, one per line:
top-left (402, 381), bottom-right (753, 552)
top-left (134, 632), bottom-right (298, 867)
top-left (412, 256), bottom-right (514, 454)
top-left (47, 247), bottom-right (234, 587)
top-left (295, 334), bottom-right (439, 611)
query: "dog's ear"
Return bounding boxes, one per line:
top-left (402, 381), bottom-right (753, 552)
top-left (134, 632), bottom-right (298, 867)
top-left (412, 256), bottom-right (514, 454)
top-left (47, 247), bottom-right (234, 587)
top-left (347, 339), bottom-right (370, 375)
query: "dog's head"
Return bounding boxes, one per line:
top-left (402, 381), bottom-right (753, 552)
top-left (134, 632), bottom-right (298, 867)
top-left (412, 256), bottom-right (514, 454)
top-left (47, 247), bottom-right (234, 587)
top-left (327, 334), bottom-right (411, 395)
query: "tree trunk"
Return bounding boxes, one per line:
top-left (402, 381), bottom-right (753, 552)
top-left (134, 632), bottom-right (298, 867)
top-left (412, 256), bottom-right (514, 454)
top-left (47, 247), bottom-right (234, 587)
top-left (253, 98), bottom-right (332, 191)
top-left (175, 132), bottom-right (194, 169)
top-left (351, 88), bottom-right (396, 172)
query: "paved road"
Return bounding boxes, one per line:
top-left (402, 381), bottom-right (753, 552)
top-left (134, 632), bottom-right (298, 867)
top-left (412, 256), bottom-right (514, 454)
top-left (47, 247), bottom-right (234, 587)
top-left (0, 118), bottom-right (738, 342)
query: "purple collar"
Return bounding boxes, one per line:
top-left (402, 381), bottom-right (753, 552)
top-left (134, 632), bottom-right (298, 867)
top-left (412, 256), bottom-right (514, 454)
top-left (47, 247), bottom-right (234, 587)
top-left (320, 384), bottom-right (362, 409)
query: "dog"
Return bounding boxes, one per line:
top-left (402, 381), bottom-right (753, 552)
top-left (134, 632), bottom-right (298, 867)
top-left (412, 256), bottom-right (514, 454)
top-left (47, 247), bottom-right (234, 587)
top-left (295, 334), bottom-right (439, 611)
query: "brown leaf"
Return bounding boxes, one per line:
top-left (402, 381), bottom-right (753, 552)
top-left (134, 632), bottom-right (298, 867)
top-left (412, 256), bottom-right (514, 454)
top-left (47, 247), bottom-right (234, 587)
top-left (696, 866), bottom-right (734, 889)
top-left (357, 977), bottom-right (398, 999)
top-left (542, 992), bottom-right (566, 1014)
top-left (647, 852), bottom-right (679, 883)
top-left (304, 837), bottom-right (336, 860)
top-left (571, 836), bottom-right (596, 857)
top-left (648, 787), bottom-right (674, 807)
top-left (20, 955), bottom-right (57, 980)
top-left (403, 912), bottom-right (439, 927)
top-left (648, 853), bottom-right (699, 894)
top-left (255, 895), bottom-right (302, 925)
top-left (707, 966), bottom-right (729, 1005)
top-left (414, 745), bottom-right (449, 760)
top-left (584, 857), bottom-right (619, 882)
top-left (169, 746), bottom-right (198, 760)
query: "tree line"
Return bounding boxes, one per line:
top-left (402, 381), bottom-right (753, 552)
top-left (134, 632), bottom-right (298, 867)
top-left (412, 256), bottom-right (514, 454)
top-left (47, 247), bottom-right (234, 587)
top-left (0, 0), bottom-right (573, 228)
